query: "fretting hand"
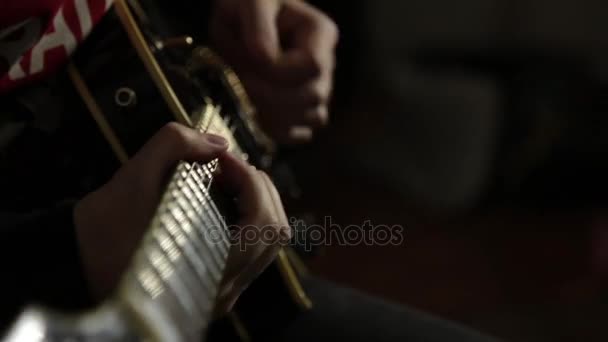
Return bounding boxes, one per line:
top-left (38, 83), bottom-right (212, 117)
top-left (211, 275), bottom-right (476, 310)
top-left (74, 123), bottom-right (291, 311)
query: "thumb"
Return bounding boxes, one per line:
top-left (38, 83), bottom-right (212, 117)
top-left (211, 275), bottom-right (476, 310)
top-left (241, 0), bottom-right (282, 63)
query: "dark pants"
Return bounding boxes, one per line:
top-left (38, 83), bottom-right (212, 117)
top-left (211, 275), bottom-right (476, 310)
top-left (266, 277), bottom-right (498, 342)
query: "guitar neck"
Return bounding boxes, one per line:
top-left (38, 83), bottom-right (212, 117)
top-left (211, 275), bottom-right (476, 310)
top-left (115, 111), bottom-right (236, 341)
top-left (3, 155), bottom-right (231, 342)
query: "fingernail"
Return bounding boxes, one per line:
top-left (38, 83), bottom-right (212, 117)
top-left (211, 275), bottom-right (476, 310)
top-left (206, 134), bottom-right (228, 148)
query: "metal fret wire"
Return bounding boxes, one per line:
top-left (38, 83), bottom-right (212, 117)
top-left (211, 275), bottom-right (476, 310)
top-left (186, 165), bottom-right (230, 257)
top-left (179, 163), bottom-right (229, 256)
top-left (151, 224), bottom-right (216, 299)
top-left (136, 236), bottom-right (199, 339)
top-left (135, 162), bottom-right (232, 333)
top-left (159, 208), bottom-right (213, 316)
top-left (176, 177), bottom-right (226, 273)
top-left (130, 103), bottom-right (239, 337)
top-left (196, 163), bottom-right (230, 248)
top-left (146, 244), bottom-right (203, 320)
top-left (163, 164), bottom-right (230, 286)
top-left (182, 177), bottom-right (225, 263)
top-left (139, 184), bottom-right (207, 330)
top-left (168, 183), bottom-right (223, 281)
top-left (132, 264), bottom-right (194, 338)
top-left (190, 163), bottom-right (231, 254)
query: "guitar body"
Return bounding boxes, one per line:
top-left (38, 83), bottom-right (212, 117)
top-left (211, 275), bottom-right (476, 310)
top-left (5, 0), bottom-right (310, 341)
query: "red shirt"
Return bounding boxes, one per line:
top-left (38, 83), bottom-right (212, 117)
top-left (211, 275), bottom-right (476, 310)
top-left (0, 0), bottom-right (112, 93)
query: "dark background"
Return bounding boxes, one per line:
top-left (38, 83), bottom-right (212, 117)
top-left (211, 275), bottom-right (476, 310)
top-left (286, 1), bottom-right (608, 340)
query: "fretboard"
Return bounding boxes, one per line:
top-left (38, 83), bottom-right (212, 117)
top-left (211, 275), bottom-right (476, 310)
top-left (116, 104), bottom-right (238, 342)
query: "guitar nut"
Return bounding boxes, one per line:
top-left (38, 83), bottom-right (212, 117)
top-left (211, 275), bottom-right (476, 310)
top-left (115, 87), bottom-right (137, 108)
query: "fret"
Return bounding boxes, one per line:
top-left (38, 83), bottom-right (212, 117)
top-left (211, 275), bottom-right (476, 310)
top-left (173, 176), bottom-right (230, 280)
top-left (116, 150), bottom-right (236, 342)
top-left (179, 176), bottom-right (229, 259)
top-left (197, 103), bottom-right (216, 134)
top-left (157, 212), bottom-right (214, 317)
top-left (196, 103), bottom-right (244, 157)
top-left (173, 179), bottom-right (221, 247)
top-left (146, 246), bottom-right (202, 321)
top-left (152, 224), bottom-right (214, 297)
top-left (183, 162), bottom-right (213, 190)
top-left (185, 172), bottom-right (230, 258)
top-left (132, 251), bottom-right (199, 341)
top-left (191, 165), bottom-right (231, 255)
top-left (167, 192), bottom-right (223, 283)
top-left (128, 268), bottom-right (195, 339)
top-left (180, 160), bottom-right (230, 257)
top-left (132, 246), bottom-right (195, 335)
top-left (151, 227), bottom-right (216, 298)
top-left (196, 163), bottom-right (215, 181)
top-left (136, 263), bottom-right (164, 300)
top-left (181, 174), bottom-right (229, 249)
top-left (120, 156), bottom-right (236, 337)
top-left (154, 228), bottom-right (181, 262)
top-left (170, 185), bottom-right (222, 255)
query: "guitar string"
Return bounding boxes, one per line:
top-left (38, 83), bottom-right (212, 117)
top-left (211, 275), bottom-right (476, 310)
top-left (137, 190), bottom-right (194, 322)
top-left (178, 163), bottom-right (233, 313)
top-left (173, 162), bottom-right (232, 305)
top-left (174, 175), bottom-right (225, 274)
top-left (140, 103), bottom-right (235, 320)
top-left (140, 166), bottom-right (226, 325)
top-left (150, 217), bottom-right (216, 303)
top-left (167, 164), bottom-right (229, 307)
top-left (160, 202), bottom-right (214, 317)
top-left (196, 105), bottom-right (232, 256)
top-left (191, 163), bottom-right (230, 256)
top-left (144, 233), bottom-right (203, 326)
top-left (197, 162), bottom-right (231, 253)
top-left (173, 164), bottom-right (224, 268)
top-left (167, 179), bottom-right (221, 284)
top-left (132, 255), bottom-right (196, 338)
top-left (144, 174), bottom-right (215, 325)
top-left (182, 173), bottom-right (228, 268)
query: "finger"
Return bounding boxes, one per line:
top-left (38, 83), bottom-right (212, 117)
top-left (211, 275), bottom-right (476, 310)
top-left (217, 170), bottom-right (280, 291)
top-left (130, 123), bottom-right (228, 184)
top-left (240, 71), bottom-right (332, 134)
top-left (266, 126), bottom-right (313, 145)
top-left (233, 241), bottom-right (282, 292)
top-left (268, 0), bottom-right (339, 84)
top-left (218, 241), bottom-right (282, 313)
top-left (221, 225), bottom-right (265, 292)
top-left (306, 105), bottom-right (330, 127)
top-left (260, 105), bottom-right (328, 129)
top-left (242, 72), bottom-right (331, 108)
top-left (240, 0), bottom-right (282, 63)
top-left (281, 0), bottom-right (340, 53)
top-left (288, 126), bottom-right (314, 143)
top-left (216, 153), bottom-right (273, 218)
top-left (255, 109), bottom-right (318, 144)
top-left (249, 99), bottom-right (329, 139)
top-left (259, 172), bottom-right (291, 241)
